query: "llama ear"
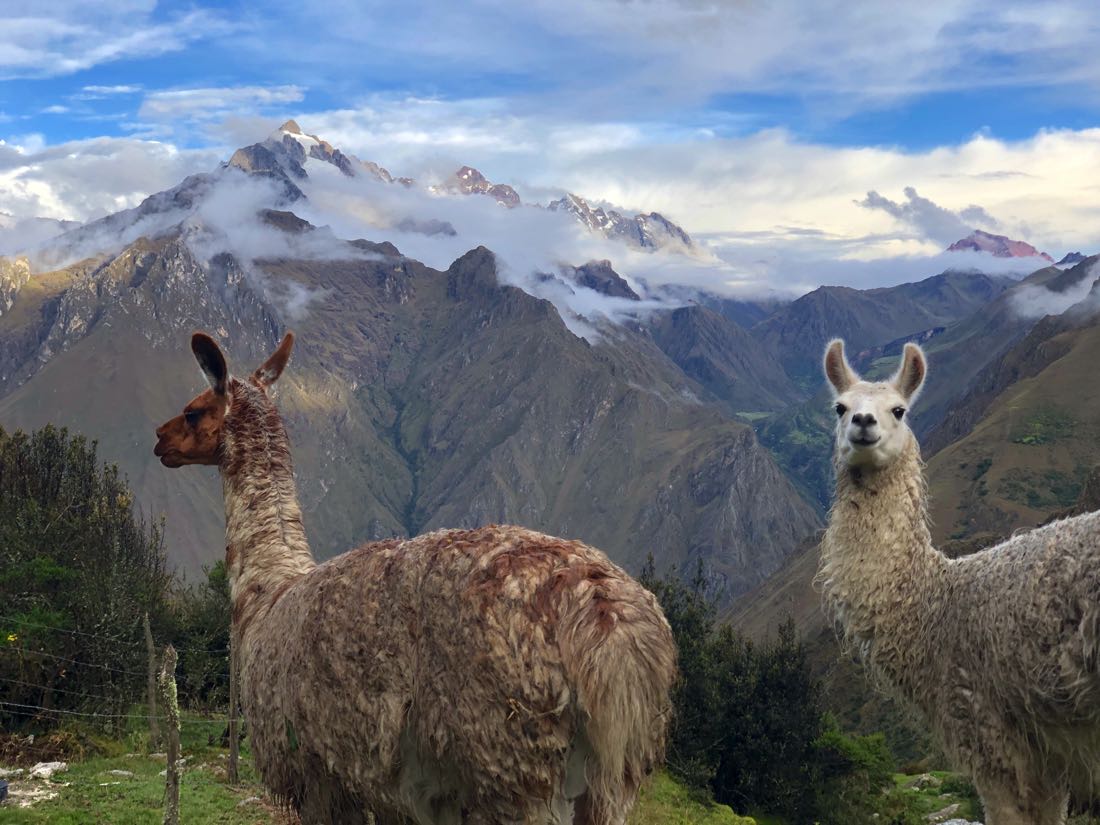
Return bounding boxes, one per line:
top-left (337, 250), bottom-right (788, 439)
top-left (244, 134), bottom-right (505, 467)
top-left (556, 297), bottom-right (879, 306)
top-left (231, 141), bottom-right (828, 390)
top-left (253, 332), bottom-right (294, 387)
top-left (823, 339), bottom-right (858, 394)
top-left (893, 342), bottom-right (927, 402)
top-left (191, 332), bottom-right (228, 396)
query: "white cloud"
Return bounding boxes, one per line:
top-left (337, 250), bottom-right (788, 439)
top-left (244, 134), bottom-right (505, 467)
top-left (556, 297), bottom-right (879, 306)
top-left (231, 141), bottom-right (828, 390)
top-left (81, 84), bottom-right (142, 95)
top-left (0, 136), bottom-right (219, 222)
top-left (139, 85), bottom-right (306, 123)
top-left (302, 100), bottom-right (1100, 263)
top-left (1009, 262), bottom-right (1100, 320)
top-left (856, 187), bottom-right (999, 246)
top-left (0, 5), bottom-right (228, 79)
top-left (4, 110), bottom-right (1100, 300)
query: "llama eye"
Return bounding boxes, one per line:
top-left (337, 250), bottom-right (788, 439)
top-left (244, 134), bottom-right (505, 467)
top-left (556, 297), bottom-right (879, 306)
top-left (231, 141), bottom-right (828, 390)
top-left (835, 403), bottom-right (847, 417)
top-left (892, 407), bottom-right (906, 420)
top-left (184, 410), bottom-right (202, 426)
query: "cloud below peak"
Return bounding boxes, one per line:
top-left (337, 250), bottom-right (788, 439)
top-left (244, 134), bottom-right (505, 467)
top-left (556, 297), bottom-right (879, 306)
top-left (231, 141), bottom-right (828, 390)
top-left (856, 186), bottom-right (1000, 246)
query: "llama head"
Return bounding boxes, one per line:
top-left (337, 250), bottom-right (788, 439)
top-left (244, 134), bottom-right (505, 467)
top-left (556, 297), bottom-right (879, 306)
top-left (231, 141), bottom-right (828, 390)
top-left (823, 339), bottom-right (926, 470)
top-left (154, 331), bottom-right (295, 468)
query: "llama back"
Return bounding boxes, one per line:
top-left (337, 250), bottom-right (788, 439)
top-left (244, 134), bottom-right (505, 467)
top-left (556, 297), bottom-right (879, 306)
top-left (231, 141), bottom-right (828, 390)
top-left (411, 525), bottom-right (677, 821)
top-left (946, 512), bottom-right (1100, 729)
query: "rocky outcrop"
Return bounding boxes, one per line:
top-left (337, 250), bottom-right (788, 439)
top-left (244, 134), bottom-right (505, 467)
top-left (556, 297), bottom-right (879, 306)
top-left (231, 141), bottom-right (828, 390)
top-left (0, 258), bottom-right (29, 316)
top-left (547, 192), bottom-right (693, 251)
top-left (568, 259), bottom-right (639, 299)
top-left (439, 166), bottom-right (521, 208)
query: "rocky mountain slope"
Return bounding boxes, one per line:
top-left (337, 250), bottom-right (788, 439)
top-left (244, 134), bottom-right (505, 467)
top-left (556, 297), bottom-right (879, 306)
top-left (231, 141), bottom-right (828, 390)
top-left (750, 270), bottom-right (1013, 392)
top-left (924, 264), bottom-right (1100, 541)
top-left (647, 305), bottom-right (802, 415)
top-left (0, 199), bottom-right (818, 596)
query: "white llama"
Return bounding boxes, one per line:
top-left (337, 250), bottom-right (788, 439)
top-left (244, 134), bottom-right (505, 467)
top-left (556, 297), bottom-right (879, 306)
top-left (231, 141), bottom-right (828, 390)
top-left (819, 338), bottom-right (1100, 825)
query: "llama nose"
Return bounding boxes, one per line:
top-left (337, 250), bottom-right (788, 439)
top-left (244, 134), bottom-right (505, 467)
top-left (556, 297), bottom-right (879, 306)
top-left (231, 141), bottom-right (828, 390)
top-left (851, 412), bottom-right (876, 428)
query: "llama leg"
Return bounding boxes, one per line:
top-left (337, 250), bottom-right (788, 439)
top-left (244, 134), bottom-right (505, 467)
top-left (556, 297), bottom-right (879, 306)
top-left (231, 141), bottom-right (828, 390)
top-left (979, 783), bottom-right (1068, 825)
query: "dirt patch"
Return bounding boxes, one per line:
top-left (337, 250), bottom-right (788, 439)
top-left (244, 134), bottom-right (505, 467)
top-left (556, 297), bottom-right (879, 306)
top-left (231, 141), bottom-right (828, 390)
top-left (0, 730), bottom-right (88, 766)
top-left (5, 780), bottom-right (64, 808)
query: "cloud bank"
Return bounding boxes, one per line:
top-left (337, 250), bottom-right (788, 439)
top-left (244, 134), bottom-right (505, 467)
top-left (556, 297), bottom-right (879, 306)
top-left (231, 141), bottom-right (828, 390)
top-left (2, 117), bottom-right (1096, 304)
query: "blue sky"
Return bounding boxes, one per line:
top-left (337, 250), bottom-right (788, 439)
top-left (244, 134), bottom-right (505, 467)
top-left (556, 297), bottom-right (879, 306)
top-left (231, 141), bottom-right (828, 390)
top-left (3, 0), bottom-right (1100, 287)
top-left (6, 1), bottom-right (1100, 149)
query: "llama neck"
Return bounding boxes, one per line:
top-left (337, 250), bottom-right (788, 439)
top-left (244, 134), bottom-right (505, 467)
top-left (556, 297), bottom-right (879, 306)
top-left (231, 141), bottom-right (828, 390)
top-left (819, 437), bottom-right (947, 686)
top-left (220, 387), bottom-right (315, 640)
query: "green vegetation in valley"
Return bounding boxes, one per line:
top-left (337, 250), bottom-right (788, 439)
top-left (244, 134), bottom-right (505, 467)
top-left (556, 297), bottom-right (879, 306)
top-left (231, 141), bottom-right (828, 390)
top-left (999, 466), bottom-right (1086, 510)
top-left (630, 774), bottom-right (755, 825)
top-left (1011, 407), bottom-right (1077, 446)
top-left (755, 403), bottom-right (834, 513)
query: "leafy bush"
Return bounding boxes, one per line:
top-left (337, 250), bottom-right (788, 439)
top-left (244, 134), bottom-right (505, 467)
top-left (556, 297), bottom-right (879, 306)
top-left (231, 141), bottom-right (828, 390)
top-left (641, 558), bottom-right (824, 822)
top-left (0, 425), bottom-right (170, 734)
top-left (0, 425), bottom-right (235, 734)
top-left (814, 725), bottom-right (895, 823)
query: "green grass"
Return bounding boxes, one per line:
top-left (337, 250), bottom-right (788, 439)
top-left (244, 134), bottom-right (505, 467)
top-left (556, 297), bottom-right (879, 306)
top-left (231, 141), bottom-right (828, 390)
top-left (0, 715), bottom-right (281, 825)
top-left (629, 774), bottom-right (756, 825)
top-left (0, 718), bottom-right (751, 824)
top-left (878, 771), bottom-right (983, 823)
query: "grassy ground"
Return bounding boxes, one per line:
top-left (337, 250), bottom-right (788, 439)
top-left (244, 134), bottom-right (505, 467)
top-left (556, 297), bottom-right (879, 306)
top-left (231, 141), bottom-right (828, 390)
top-left (884, 771), bottom-right (983, 822)
top-left (0, 715), bottom-right (290, 824)
top-left (0, 716), bottom-right (755, 824)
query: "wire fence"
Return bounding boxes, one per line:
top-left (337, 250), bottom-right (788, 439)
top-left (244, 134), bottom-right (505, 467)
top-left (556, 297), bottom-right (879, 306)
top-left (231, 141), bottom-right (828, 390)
top-left (0, 615), bottom-right (242, 825)
top-left (0, 647), bottom-right (149, 679)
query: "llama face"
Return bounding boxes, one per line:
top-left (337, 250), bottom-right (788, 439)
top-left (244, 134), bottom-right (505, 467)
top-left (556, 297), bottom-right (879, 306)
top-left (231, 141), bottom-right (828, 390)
top-left (823, 339), bottom-right (926, 469)
top-left (154, 386), bottom-right (228, 467)
top-left (154, 331), bottom-right (294, 469)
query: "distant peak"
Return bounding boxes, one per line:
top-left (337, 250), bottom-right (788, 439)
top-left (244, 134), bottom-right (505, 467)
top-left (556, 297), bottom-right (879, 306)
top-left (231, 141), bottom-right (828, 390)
top-left (947, 230), bottom-right (1053, 262)
top-left (456, 165), bottom-right (484, 181)
top-left (441, 166), bottom-right (519, 208)
top-left (1056, 251), bottom-right (1088, 266)
top-left (279, 119), bottom-right (303, 135)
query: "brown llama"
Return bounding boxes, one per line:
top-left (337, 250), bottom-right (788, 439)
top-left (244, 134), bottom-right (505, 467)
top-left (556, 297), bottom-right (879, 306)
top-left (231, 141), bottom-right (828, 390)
top-left (153, 331), bottom-right (677, 825)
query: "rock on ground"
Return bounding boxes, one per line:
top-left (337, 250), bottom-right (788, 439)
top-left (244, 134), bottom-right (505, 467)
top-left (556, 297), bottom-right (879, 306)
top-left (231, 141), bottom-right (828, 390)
top-left (28, 762), bottom-right (66, 780)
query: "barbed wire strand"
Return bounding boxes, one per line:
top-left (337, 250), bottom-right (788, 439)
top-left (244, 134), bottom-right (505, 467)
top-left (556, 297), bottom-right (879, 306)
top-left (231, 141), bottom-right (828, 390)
top-left (0, 648), bottom-right (152, 679)
top-left (0, 699), bottom-right (226, 727)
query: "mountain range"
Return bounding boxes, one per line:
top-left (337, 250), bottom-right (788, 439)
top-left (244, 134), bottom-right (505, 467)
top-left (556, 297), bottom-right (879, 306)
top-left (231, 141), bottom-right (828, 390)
top-left (0, 125), bottom-right (813, 599)
top-left (0, 121), bottom-right (1094, 619)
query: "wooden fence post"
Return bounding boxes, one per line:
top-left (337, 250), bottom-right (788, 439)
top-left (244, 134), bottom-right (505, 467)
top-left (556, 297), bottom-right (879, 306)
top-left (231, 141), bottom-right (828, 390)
top-left (227, 632), bottom-right (240, 785)
top-left (144, 612), bottom-right (160, 750)
top-left (159, 644), bottom-right (180, 825)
